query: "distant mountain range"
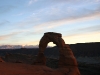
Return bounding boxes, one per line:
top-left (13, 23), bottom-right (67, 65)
top-left (0, 42), bottom-right (100, 57)
top-left (69, 42), bottom-right (100, 57)
top-left (0, 42), bottom-right (99, 49)
top-left (0, 45), bottom-right (39, 49)
top-left (0, 45), bottom-right (52, 49)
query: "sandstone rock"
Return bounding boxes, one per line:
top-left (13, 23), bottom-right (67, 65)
top-left (0, 57), bottom-right (5, 62)
top-left (34, 32), bottom-right (80, 75)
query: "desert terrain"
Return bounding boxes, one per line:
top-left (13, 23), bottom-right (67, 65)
top-left (0, 42), bottom-right (100, 75)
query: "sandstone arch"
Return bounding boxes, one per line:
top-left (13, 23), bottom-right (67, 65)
top-left (34, 32), bottom-right (80, 75)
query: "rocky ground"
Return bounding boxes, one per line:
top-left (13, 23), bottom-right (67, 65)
top-left (0, 62), bottom-right (65, 75)
top-left (0, 53), bottom-right (100, 75)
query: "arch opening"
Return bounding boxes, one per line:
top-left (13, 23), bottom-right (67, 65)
top-left (44, 41), bottom-right (60, 59)
top-left (44, 42), bottom-right (59, 68)
top-left (47, 42), bottom-right (56, 47)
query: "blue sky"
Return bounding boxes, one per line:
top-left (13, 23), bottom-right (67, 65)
top-left (0, 0), bottom-right (100, 46)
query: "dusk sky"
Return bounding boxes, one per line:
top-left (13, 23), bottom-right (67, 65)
top-left (0, 0), bottom-right (100, 46)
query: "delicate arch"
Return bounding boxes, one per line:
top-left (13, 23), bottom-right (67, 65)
top-left (33, 32), bottom-right (80, 75)
top-left (34, 32), bottom-right (77, 67)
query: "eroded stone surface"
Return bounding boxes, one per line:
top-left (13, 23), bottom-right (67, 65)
top-left (34, 32), bottom-right (80, 75)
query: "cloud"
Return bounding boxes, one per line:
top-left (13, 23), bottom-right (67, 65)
top-left (76, 25), bottom-right (100, 32)
top-left (63, 31), bottom-right (100, 44)
top-left (49, 0), bottom-right (100, 4)
top-left (26, 40), bottom-right (39, 45)
top-left (33, 10), bottom-right (100, 32)
top-left (64, 25), bottom-right (100, 37)
top-left (17, 0), bottom-right (100, 27)
top-left (0, 5), bottom-right (15, 14)
top-left (0, 20), bottom-right (10, 26)
top-left (27, 29), bottom-right (100, 45)
top-left (13, 13), bottom-right (24, 16)
top-left (0, 32), bottom-right (20, 40)
top-left (50, 0), bottom-right (75, 3)
top-left (10, 0), bottom-right (100, 38)
top-left (28, 0), bottom-right (38, 5)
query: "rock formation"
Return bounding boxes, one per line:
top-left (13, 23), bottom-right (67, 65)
top-left (0, 57), bottom-right (5, 62)
top-left (34, 32), bottom-right (80, 75)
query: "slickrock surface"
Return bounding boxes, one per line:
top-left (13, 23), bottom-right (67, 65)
top-left (0, 62), bottom-right (64, 75)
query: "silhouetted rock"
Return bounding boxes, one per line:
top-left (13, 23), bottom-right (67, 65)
top-left (33, 32), bottom-right (80, 75)
top-left (70, 42), bottom-right (100, 57)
